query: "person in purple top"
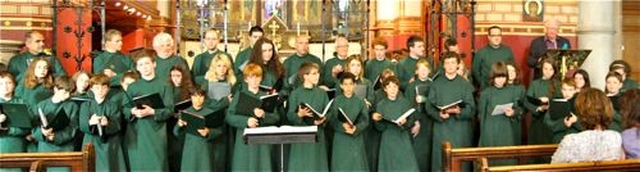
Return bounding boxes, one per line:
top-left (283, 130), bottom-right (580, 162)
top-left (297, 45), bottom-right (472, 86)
top-left (619, 88), bottom-right (640, 159)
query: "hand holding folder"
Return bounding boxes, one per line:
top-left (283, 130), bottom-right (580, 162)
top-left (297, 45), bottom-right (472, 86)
top-left (0, 103), bottom-right (33, 129)
top-left (299, 99), bottom-right (334, 119)
top-left (38, 107), bottom-right (70, 132)
top-left (381, 108), bottom-right (416, 127)
top-left (180, 109), bottom-right (225, 137)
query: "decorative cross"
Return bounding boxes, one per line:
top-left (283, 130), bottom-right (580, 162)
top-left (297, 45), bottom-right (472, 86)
top-left (268, 21), bottom-right (280, 38)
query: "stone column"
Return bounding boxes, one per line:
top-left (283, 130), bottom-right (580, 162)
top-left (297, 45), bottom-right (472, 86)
top-left (577, 1), bottom-right (616, 89)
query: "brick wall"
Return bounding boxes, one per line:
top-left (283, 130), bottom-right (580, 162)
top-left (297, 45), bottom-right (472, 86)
top-left (474, 0), bottom-right (578, 36)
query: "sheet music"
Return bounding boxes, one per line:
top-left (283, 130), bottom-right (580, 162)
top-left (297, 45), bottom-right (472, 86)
top-left (38, 108), bottom-right (48, 128)
top-left (490, 103), bottom-right (514, 116)
top-left (243, 125), bottom-right (318, 135)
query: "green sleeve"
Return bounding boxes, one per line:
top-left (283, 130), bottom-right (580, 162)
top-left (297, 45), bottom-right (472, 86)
top-left (472, 52), bottom-right (483, 88)
top-left (455, 83), bottom-right (476, 120)
top-left (287, 91), bottom-right (307, 126)
top-left (51, 103), bottom-right (79, 145)
top-left (544, 111), bottom-right (568, 134)
top-left (78, 103), bottom-right (93, 134)
top-left (173, 122), bottom-right (184, 137)
top-left (191, 54), bottom-right (205, 77)
top-left (353, 102), bottom-right (370, 136)
top-left (4, 127), bottom-right (29, 136)
top-left (373, 119), bottom-right (388, 132)
top-left (205, 125), bottom-right (225, 142)
top-left (93, 54), bottom-right (105, 74)
top-left (152, 85), bottom-right (175, 122)
top-left (426, 86), bottom-right (445, 123)
top-left (52, 56), bottom-right (68, 77)
top-left (225, 92), bottom-right (250, 128)
top-left (103, 105), bottom-right (122, 135)
top-left (477, 91), bottom-right (488, 126)
top-left (524, 83), bottom-right (542, 117)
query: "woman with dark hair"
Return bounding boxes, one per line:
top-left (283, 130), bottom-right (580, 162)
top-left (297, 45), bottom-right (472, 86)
top-left (525, 57), bottom-right (560, 155)
top-left (573, 69), bottom-right (590, 92)
top-left (248, 38), bottom-right (284, 93)
top-left (167, 64), bottom-right (194, 172)
top-left (551, 88), bottom-right (625, 163)
top-left (618, 88), bottom-right (640, 159)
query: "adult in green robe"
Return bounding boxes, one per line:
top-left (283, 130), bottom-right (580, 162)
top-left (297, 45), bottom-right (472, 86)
top-left (0, 97), bottom-right (28, 172)
top-left (286, 85), bottom-right (330, 171)
top-left (32, 98), bottom-right (79, 172)
top-left (154, 55), bottom-right (189, 82)
top-left (123, 62), bottom-right (175, 171)
top-left (374, 95), bottom-right (418, 171)
top-left (283, 51), bottom-right (323, 92)
top-left (93, 51), bottom-right (134, 87)
top-left (477, 84), bottom-right (524, 165)
top-left (226, 85), bottom-right (279, 171)
top-left (365, 88), bottom-right (405, 172)
top-left (322, 56), bottom-right (348, 88)
top-left (174, 106), bottom-right (225, 172)
top-left (396, 56), bottom-right (434, 90)
top-left (404, 76), bottom-right (433, 171)
top-left (233, 47), bottom-right (252, 78)
top-left (329, 93), bottom-right (370, 171)
top-left (79, 96), bottom-right (126, 171)
top-left (365, 57), bottom-right (396, 83)
top-left (622, 78), bottom-right (639, 92)
top-left (8, 31), bottom-right (67, 83)
top-left (472, 27), bottom-right (515, 90)
top-left (426, 73), bottom-right (475, 172)
top-left (192, 29), bottom-right (233, 78)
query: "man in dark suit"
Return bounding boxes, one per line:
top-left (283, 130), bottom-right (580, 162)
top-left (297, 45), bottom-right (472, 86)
top-left (527, 18), bottom-right (571, 79)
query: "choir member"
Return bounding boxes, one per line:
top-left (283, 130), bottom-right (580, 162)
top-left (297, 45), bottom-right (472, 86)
top-left (123, 50), bottom-right (175, 171)
top-left (365, 37), bottom-right (396, 83)
top-left (371, 76), bottom-right (418, 171)
top-left (427, 52), bottom-right (475, 171)
top-left (8, 31), bottom-right (67, 82)
top-left (234, 26), bottom-right (264, 78)
top-left (283, 35), bottom-right (323, 93)
top-left (33, 76), bottom-right (79, 172)
top-left (472, 26), bottom-right (515, 90)
top-left (543, 78), bottom-right (579, 143)
top-left (619, 88), bottom-right (640, 159)
top-left (92, 29), bottom-right (135, 87)
top-left (329, 72), bottom-right (370, 171)
top-left (506, 61), bottom-right (526, 145)
top-left (174, 87), bottom-right (224, 171)
top-left (248, 38), bottom-right (284, 91)
top-left (322, 34), bottom-right (349, 88)
top-left (605, 72), bottom-right (624, 132)
top-left (396, 35), bottom-right (434, 90)
top-left (71, 70), bottom-right (91, 98)
top-left (0, 72), bottom-right (29, 154)
top-left (15, 58), bottom-right (54, 113)
top-left (573, 69), bottom-right (591, 92)
top-left (79, 74), bottom-right (126, 171)
top-left (167, 65), bottom-right (194, 172)
top-left (192, 29), bottom-right (233, 78)
top-left (340, 55), bottom-right (373, 106)
top-left (528, 18), bottom-right (571, 80)
top-left (609, 60), bottom-right (639, 92)
top-left (287, 62), bottom-right (330, 171)
top-left (152, 32), bottom-right (189, 82)
top-left (524, 57), bottom-right (558, 163)
top-left (226, 63), bottom-right (279, 171)
top-left (365, 68), bottom-right (396, 172)
top-left (403, 59), bottom-right (433, 171)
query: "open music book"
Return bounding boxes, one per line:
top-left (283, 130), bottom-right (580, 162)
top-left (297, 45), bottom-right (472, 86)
top-left (299, 99), bottom-right (335, 119)
top-left (382, 108), bottom-right (416, 125)
top-left (338, 108), bottom-right (354, 126)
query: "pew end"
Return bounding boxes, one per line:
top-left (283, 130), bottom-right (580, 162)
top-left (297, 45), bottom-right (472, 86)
top-left (0, 144), bottom-right (95, 172)
top-left (478, 157), bottom-right (640, 172)
top-left (443, 141), bottom-right (558, 172)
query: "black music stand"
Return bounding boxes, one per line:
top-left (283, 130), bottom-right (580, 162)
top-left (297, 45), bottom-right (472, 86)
top-left (243, 126), bottom-right (318, 172)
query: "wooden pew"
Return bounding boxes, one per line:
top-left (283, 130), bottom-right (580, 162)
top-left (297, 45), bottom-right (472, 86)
top-left (442, 141), bottom-right (558, 172)
top-left (0, 144), bottom-right (95, 172)
top-left (478, 157), bottom-right (640, 172)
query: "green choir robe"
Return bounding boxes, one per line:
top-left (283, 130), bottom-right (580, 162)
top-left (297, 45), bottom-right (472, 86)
top-left (404, 77), bottom-right (433, 172)
top-left (336, 78), bottom-right (374, 103)
top-left (173, 107), bottom-right (225, 172)
top-left (472, 45), bottom-right (515, 90)
top-left (233, 47), bottom-right (252, 78)
top-left (79, 98), bottom-right (126, 171)
top-left (32, 99), bottom-right (79, 172)
top-left (329, 94), bottom-right (370, 171)
top-left (426, 74), bottom-right (475, 172)
top-left (287, 86), bottom-right (330, 171)
top-left (191, 49), bottom-right (233, 78)
top-left (226, 86), bottom-right (280, 171)
top-left (374, 96), bottom-right (419, 171)
top-left (122, 76), bottom-right (174, 171)
top-left (168, 86), bottom-right (188, 172)
top-left (283, 53), bottom-right (323, 92)
top-left (477, 85), bottom-right (525, 165)
top-left (196, 78), bottom-right (234, 172)
top-left (622, 78), bottom-right (639, 92)
top-left (524, 78), bottom-right (559, 146)
top-left (0, 97), bottom-right (29, 153)
top-left (16, 83), bottom-right (53, 112)
top-left (322, 56), bottom-right (348, 88)
top-left (364, 58), bottom-right (396, 82)
top-left (396, 56), bottom-right (434, 90)
top-left (92, 51), bottom-right (135, 87)
top-left (8, 52), bottom-right (67, 82)
top-left (154, 55), bottom-right (189, 82)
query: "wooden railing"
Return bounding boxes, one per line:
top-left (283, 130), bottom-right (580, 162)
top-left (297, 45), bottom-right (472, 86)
top-left (0, 144), bottom-right (95, 172)
top-left (442, 141), bottom-right (558, 172)
top-left (478, 157), bottom-right (640, 172)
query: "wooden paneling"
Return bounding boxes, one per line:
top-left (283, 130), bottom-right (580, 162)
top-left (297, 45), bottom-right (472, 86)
top-left (622, 0), bottom-right (640, 81)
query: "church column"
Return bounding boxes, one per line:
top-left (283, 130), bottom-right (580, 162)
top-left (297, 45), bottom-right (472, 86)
top-left (577, 1), bottom-right (616, 89)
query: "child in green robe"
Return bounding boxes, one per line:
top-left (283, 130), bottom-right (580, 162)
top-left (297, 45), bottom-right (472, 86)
top-left (404, 59), bottom-right (433, 171)
top-left (544, 78), bottom-right (580, 143)
top-left (226, 63), bottom-right (280, 171)
top-left (605, 72), bottom-right (624, 131)
top-left (71, 70), bottom-right (91, 97)
top-left (341, 55), bottom-right (374, 107)
top-left (167, 65), bottom-right (194, 172)
top-left (366, 68), bottom-right (396, 172)
top-left (506, 62), bottom-right (527, 144)
top-left (329, 72), bottom-right (370, 171)
top-left (609, 60), bottom-right (639, 92)
top-left (287, 62), bottom-right (330, 171)
top-left (371, 76), bottom-right (418, 171)
top-left (79, 74), bottom-right (126, 171)
top-left (175, 87), bottom-right (225, 171)
top-left (478, 62), bottom-right (524, 165)
top-left (15, 58), bottom-right (54, 115)
top-left (33, 76), bottom-right (79, 172)
top-left (123, 50), bottom-right (175, 171)
top-left (0, 72), bottom-right (30, 172)
top-left (525, 57), bottom-right (559, 163)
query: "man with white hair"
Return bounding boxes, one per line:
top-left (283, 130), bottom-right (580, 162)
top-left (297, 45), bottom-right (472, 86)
top-left (321, 34), bottom-right (349, 88)
top-left (527, 18), bottom-right (571, 79)
top-left (8, 31), bottom-right (67, 82)
top-left (152, 32), bottom-right (189, 81)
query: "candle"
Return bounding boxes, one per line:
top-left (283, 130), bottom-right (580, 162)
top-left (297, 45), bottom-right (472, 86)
top-left (296, 22), bottom-right (300, 36)
top-left (248, 21), bottom-right (251, 30)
